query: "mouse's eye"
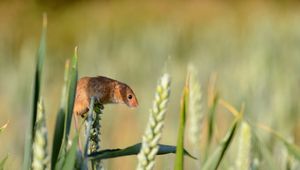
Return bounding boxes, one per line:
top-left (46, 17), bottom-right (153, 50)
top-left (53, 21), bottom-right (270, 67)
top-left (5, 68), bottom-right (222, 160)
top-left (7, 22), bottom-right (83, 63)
top-left (128, 94), bottom-right (133, 100)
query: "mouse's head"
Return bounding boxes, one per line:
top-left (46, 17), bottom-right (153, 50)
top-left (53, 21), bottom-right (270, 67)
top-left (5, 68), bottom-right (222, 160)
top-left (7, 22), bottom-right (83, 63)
top-left (115, 83), bottom-right (139, 108)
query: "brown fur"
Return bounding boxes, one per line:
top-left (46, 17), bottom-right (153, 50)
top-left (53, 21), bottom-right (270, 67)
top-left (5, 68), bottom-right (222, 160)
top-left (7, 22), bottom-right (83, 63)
top-left (73, 76), bottom-right (138, 116)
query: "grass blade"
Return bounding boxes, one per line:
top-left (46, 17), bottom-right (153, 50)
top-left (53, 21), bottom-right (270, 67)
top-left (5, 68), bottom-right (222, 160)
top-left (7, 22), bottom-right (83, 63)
top-left (0, 155), bottom-right (8, 170)
top-left (51, 60), bottom-right (70, 170)
top-left (89, 143), bottom-right (196, 160)
top-left (32, 14), bottom-right (47, 137)
top-left (51, 109), bottom-right (66, 170)
top-left (258, 124), bottom-right (300, 160)
top-left (251, 129), bottom-right (279, 170)
top-left (62, 135), bottom-right (79, 170)
top-left (23, 13), bottom-right (47, 170)
top-left (202, 118), bottom-right (240, 170)
top-left (207, 95), bottom-right (218, 144)
top-left (207, 73), bottom-right (218, 139)
top-left (65, 47), bottom-right (78, 144)
top-left (205, 73), bottom-right (219, 160)
top-left (174, 74), bottom-right (189, 170)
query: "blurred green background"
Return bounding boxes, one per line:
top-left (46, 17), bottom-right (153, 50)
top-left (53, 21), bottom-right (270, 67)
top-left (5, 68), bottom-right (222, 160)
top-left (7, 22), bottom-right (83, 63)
top-left (1, 0), bottom-right (300, 169)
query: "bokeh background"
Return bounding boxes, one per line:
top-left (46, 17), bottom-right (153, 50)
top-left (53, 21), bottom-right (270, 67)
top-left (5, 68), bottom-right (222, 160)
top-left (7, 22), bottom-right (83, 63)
top-left (1, 0), bottom-right (300, 169)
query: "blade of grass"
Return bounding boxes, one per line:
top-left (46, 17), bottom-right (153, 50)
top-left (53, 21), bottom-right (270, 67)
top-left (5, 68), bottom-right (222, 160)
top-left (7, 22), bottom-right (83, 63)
top-left (65, 47), bottom-right (78, 147)
top-left (32, 14), bottom-right (47, 137)
top-left (258, 124), bottom-right (300, 160)
top-left (88, 143), bottom-right (196, 160)
top-left (0, 155), bottom-right (8, 170)
top-left (219, 99), bottom-right (240, 118)
top-left (205, 73), bottom-right (219, 160)
top-left (202, 118), bottom-right (240, 170)
top-left (51, 109), bottom-right (66, 170)
top-left (23, 13), bottom-right (47, 170)
top-left (207, 95), bottom-right (218, 143)
top-left (51, 60), bottom-right (70, 170)
top-left (62, 135), bottom-right (79, 170)
top-left (205, 93), bottom-right (218, 161)
top-left (251, 128), bottom-right (279, 170)
top-left (174, 74), bottom-right (189, 170)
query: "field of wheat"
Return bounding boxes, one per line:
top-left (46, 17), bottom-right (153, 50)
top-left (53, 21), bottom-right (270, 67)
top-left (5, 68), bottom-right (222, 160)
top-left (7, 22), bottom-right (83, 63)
top-left (0, 1), bottom-right (300, 169)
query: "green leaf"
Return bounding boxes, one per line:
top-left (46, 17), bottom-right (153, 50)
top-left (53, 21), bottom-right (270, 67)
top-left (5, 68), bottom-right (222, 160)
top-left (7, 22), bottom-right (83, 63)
top-left (32, 14), bottom-right (47, 139)
top-left (51, 60), bottom-right (70, 170)
top-left (282, 141), bottom-right (300, 160)
top-left (0, 155), bottom-right (8, 170)
top-left (0, 122), bottom-right (8, 133)
top-left (62, 135), bottom-right (79, 170)
top-left (206, 74), bottom-right (219, 157)
top-left (258, 124), bottom-right (300, 160)
top-left (51, 109), bottom-right (66, 170)
top-left (65, 47), bottom-right (78, 144)
top-left (202, 118), bottom-right (240, 170)
top-left (23, 13), bottom-right (47, 170)
top-left (251, 129), bottom-right (279, 170)
top-left (175, 75), bottom-right (189, 170)
top-left (205, 90), bottom-right (219, 162)
top-left (207, 94), bottom-right (218, 147)
top-left (54, 152), bottom-right (65, 170)
top-left (88, 143), bottom-right (196, 160)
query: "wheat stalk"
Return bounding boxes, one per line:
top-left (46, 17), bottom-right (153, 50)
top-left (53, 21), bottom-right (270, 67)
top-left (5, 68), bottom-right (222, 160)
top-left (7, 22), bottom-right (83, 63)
top-left (137, 73), bottom-right (171, 170)
top-left (84, 97), bottom-right (104, 170)
top-left (90, 103), bottom-right (103, 170)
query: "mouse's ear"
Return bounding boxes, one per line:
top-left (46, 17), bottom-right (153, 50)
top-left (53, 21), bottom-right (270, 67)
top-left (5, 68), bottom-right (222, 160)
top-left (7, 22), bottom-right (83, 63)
top-left (112, 82), bottom-right (125, 100)
top-left (117, 82), bottom-right (128, 92)
top-left (114, 81), bottom-right (122, 89)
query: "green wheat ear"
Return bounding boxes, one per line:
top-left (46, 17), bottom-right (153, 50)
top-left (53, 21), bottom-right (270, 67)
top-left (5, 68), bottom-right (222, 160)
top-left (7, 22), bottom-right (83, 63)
top-left (32, 99), bottom-right (49, 170)
top-left (188, 65), bottom-right (203, 145)
top-left (187, 65), bottom-right (203, 168)
top-left (137, 73), bottom-right (171, 170)
top-left (236, 121), bottom-right (251, 170)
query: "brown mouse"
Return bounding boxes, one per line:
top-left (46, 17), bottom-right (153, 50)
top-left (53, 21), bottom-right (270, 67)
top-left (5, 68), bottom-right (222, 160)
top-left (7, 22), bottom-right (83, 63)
top-left (73, 76), bottom-right (138, 117)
